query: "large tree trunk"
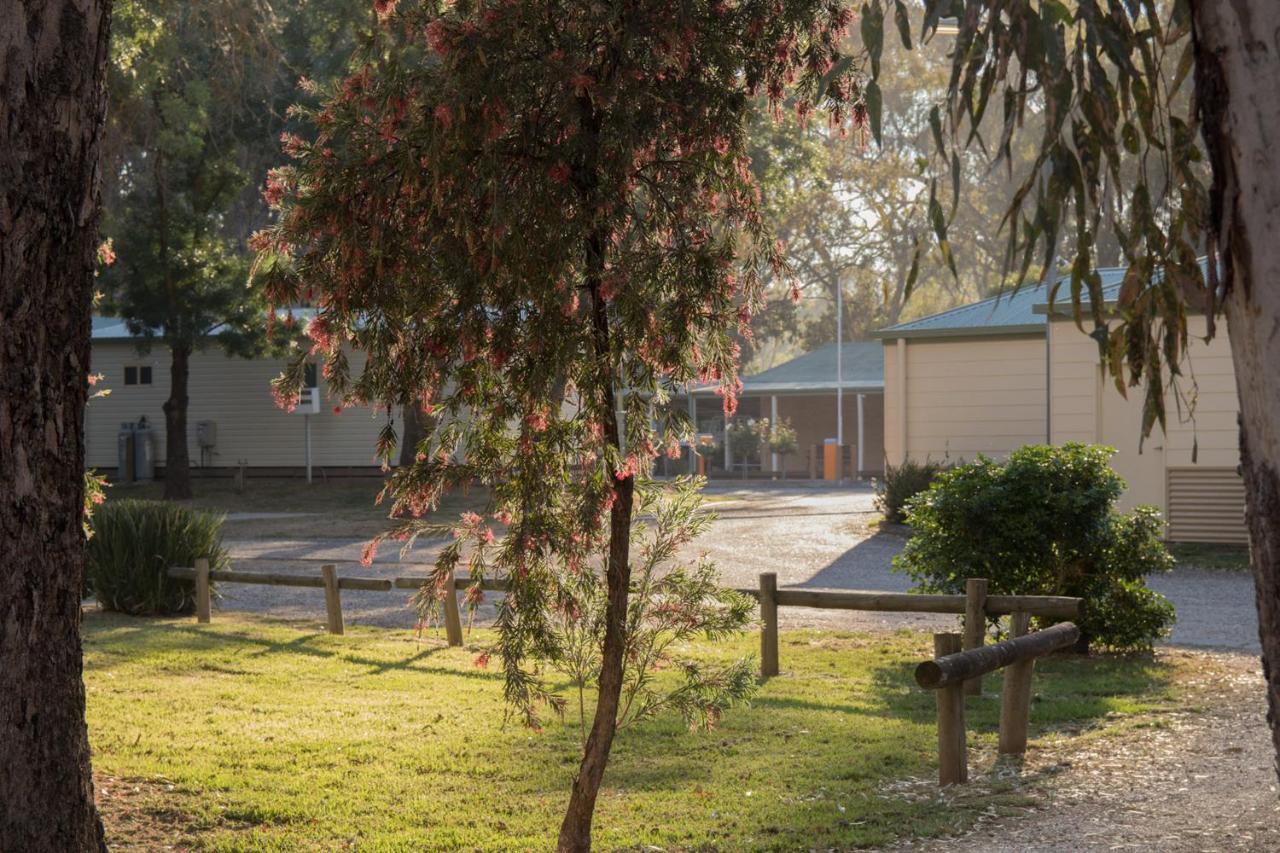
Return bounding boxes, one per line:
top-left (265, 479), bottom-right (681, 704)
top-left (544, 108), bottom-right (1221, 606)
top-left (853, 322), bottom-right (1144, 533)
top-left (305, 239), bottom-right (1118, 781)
top-left (398, 399), bottom-right (433, 468)
top-left (0, 1), bottom-right (113, 849)
top-left (162, 343), bottom-right (193, 499)
top-left (1192, 0), bottom-right (1280, 779)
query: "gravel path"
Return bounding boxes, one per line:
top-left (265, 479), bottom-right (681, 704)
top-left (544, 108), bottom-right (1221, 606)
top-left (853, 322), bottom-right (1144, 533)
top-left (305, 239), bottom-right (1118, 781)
top-left (892, 649), bottom-right (1279, 852)
top-left (218, 483), bottom-right (1260, 650)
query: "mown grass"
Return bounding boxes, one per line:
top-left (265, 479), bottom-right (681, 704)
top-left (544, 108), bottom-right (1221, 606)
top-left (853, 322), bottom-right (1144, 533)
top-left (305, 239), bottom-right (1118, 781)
top-left (1168, 541), bottom-right (1252, 571)
top-left (113, 477), bottom-right (486, 539)
top-left (85, 613), bottom-right (1184, 851)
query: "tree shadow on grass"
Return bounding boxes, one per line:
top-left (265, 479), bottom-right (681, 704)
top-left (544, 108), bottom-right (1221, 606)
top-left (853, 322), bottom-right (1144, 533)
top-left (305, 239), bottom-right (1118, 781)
top-left (84, 611), bottom-right (500, 682)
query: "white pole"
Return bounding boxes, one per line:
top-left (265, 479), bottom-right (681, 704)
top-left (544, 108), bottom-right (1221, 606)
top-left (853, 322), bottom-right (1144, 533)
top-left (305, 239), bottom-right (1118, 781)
top-left (770, 395), bottom-right (779, 473)
top-left (836, 281), bottom-right (844, 448)
top-left (856, 393), bottom-right (865, 479)
top-left (304, 413), bottom-right (312, 484)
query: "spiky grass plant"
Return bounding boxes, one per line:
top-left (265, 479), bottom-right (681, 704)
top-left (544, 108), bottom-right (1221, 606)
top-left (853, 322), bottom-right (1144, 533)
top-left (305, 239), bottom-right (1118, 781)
top-left (86, 499), bottom-right (228, 615)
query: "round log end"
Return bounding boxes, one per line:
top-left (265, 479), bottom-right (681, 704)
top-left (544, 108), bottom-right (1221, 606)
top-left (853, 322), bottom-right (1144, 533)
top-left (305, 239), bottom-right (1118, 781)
top-left (915, 660), bottom-right (944, 689)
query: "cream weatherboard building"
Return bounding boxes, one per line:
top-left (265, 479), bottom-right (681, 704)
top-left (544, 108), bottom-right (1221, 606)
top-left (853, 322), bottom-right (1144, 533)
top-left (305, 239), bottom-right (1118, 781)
top-left (875, 268), bottom-right (1246, 544)
top-left (88, 317), bottom-right (386, 476)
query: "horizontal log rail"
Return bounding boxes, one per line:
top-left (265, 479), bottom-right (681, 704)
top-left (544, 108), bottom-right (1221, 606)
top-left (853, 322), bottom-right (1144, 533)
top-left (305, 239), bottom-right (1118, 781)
top-left (169, 566), bottom-right (393, 591)
top-left (914, 622), bottom-right (1080, 689)
top-left (769, 588), bottom-right (1080, 619)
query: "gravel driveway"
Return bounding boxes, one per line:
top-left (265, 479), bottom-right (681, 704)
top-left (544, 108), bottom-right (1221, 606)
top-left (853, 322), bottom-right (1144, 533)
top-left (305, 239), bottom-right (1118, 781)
top-left (217, 483), bottom-right (1261, 652)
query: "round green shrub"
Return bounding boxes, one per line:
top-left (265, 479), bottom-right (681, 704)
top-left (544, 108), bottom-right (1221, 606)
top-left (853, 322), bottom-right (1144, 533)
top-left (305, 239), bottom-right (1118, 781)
top-left (893, 443), bottom-right (1175, 651)
top-left (86, 499), bottom-right (228, 615)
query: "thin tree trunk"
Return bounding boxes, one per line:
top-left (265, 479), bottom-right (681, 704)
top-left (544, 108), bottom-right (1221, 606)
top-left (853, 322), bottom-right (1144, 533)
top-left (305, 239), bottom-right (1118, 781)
top-left (557, 211), bottom-right (635, 848)
top-left (163, 343), bottom-right (193, 499)
top-left (0, 1), bottom-right (113, 849)
top-left (1192, 0), bottom-right (1280, 779)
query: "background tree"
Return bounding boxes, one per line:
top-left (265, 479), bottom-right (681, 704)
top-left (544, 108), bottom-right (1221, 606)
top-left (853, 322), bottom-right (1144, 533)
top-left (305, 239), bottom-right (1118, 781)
top-left (916, 0), bottom-right (1280, 773)
top-left (99, 0), bottom-right (369, 498)
top-left (252, 0), bottom-right (878, 846)
top-left (0, 1), bottom-right (112, 848)
top-left (743, 21), bottom-right (1037, 370)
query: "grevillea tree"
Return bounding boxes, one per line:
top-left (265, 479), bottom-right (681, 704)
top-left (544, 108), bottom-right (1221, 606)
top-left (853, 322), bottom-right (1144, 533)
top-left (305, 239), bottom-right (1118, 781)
top-left (251, 0), bottom-right (878, 846)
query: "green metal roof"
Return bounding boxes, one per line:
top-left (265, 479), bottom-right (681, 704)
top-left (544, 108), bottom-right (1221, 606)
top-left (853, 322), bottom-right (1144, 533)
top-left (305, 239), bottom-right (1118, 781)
top-left (693, 340), bottom-right (884, 395)
top-left (874, 268), bottom-right (1127, 340)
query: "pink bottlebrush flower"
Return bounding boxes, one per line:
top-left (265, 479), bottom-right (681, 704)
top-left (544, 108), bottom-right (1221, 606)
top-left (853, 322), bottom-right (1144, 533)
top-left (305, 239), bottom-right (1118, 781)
top-left (495, 511), bottom-right (512, 525)
top-left (360, 540), bottom-right (379, 566)
top-left (615, 455), bottom-right (638, 481)
top-left (373, 0), bottom-right (397, 19)
top-left (96, 239), bottom-right (116, 267)
top-left (481, 527), bottom-right (495, 544)
top-left (473, 652), bottom-right (490, 668)
top-left (263, 169), bottom-right (288, 206)
top-left (425, 19), bottom-right (449, 55)
top-left (570, 74), bottom-right (594, 97)
top-left (434, 104), bottom-right (454, 130)
top-left (271, 384), bottom-right (299, 413)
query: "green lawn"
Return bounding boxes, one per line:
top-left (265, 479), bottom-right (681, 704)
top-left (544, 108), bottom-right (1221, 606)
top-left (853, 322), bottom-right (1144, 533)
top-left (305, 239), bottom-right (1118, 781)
top-left (111, 477), bottom-right (487, 539)
top-left (85, 613), bottom-right (1183, 851)
top-left (1168, 541), bottom-right (1252, 571)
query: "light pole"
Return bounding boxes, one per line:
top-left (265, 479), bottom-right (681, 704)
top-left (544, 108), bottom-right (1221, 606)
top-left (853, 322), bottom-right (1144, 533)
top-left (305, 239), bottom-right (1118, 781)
top-left (836, 279), bottom-right (844, 469)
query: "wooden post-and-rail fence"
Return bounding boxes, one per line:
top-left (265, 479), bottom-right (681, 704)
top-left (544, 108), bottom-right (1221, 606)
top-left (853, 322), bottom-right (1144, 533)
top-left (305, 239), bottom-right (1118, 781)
top-left (753, 572), bottom-right (1080, 678)
top-left (173, 563), bottom-right (1081, 785)
top-left (916, 620), bottom-right (1081, 785)
top-left (173, 565), bottom-right (1079, 678)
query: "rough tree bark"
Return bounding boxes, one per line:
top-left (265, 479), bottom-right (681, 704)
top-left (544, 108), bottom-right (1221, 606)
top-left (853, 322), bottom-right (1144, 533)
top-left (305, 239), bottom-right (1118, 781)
top-left (0, 0), bottom-right (113, 849)
top-left (398, 400), bottom-right (433, 468)
top-left (1191, 0), bottom-right (1280, 779)
top-left (556, 120), bottom-right (636, 844)
top-left (162, 344), bottom-right (193, 499)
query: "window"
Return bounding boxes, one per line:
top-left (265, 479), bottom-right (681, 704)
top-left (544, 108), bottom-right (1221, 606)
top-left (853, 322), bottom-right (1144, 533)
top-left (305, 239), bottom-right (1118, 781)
top-left (124, 365), bottom-right (152, 386)
top-left (303, 362), bottom-right (319, 389)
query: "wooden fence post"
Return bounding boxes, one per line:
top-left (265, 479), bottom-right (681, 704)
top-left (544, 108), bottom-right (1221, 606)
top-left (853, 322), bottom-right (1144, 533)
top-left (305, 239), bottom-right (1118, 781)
top-left (999, 611), bottom-right (1035, 755)
top-left (321, 564), bottom-right (344, 635)
top-left (195, 557), bottom-right (211, 624)
top-left (442, 569), bottom-right (464, 647)
top-left (934, 632), bottom-right (967, 785)
top-left (962, 578), bottom-right (988, 696)
top-left (759, 572), bottom-right (779, 677)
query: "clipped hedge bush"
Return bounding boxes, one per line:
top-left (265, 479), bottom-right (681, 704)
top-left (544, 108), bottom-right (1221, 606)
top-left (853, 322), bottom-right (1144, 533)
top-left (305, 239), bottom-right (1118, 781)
top-left (86, 499), bottom-right (228, 615)
top-left (875, 458), bottom-right (948, 524)
top-left (893, 443), bottom-right (1175, 651)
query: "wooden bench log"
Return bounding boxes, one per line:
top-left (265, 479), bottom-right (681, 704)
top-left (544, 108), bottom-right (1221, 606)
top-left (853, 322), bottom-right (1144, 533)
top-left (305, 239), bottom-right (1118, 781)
top-left (915, 622), bottom-right (1080, 690)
